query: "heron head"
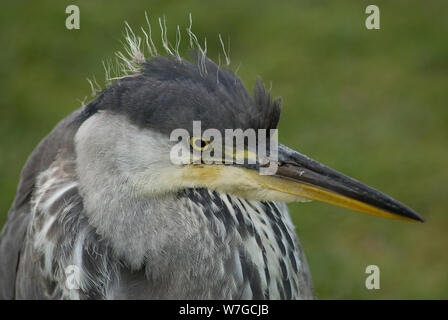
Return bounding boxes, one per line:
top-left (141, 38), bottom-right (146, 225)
top-left (75, 54), bottom-right (423, 223)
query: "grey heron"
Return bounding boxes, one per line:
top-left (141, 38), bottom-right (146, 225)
top-left (0, 22), bottom-right (423, 300)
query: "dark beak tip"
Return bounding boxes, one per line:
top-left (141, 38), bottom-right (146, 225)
top-left (416, 215), bottom-right (426, 223)
top-left (405, 209), bottom-right (425, 223)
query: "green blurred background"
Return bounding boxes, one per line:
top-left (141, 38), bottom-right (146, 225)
top-left (0, 1), bottom-right (447, 299)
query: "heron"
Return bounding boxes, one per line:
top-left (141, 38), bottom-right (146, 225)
top-left (0, 20), bottom-right (423, 300)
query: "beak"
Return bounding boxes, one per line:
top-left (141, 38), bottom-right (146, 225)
top-left (254, 144), bottom-right (424, 222)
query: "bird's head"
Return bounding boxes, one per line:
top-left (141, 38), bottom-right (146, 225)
top-left (74, 53), bottom-right (423, 223)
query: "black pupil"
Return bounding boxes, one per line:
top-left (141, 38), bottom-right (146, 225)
top-left (195, 139), bottom-right (207, 149)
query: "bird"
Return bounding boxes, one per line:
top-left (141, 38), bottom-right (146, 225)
top-left (0, 19), bottom-right (424, 300)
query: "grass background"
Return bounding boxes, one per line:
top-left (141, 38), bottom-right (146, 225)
top-left (1, 1), bottom-right (447, 299)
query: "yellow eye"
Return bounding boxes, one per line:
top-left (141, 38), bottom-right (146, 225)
top-left (190, 137), bottom-right (210, 151)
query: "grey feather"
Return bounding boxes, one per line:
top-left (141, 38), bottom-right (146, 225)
top-left (0, 109), bottom-right (83, 299)
top-left (0, 54), bottom-right (314, 300)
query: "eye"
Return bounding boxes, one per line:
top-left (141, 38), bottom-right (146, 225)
top-left (190, 137), bottom-right (210, 151)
